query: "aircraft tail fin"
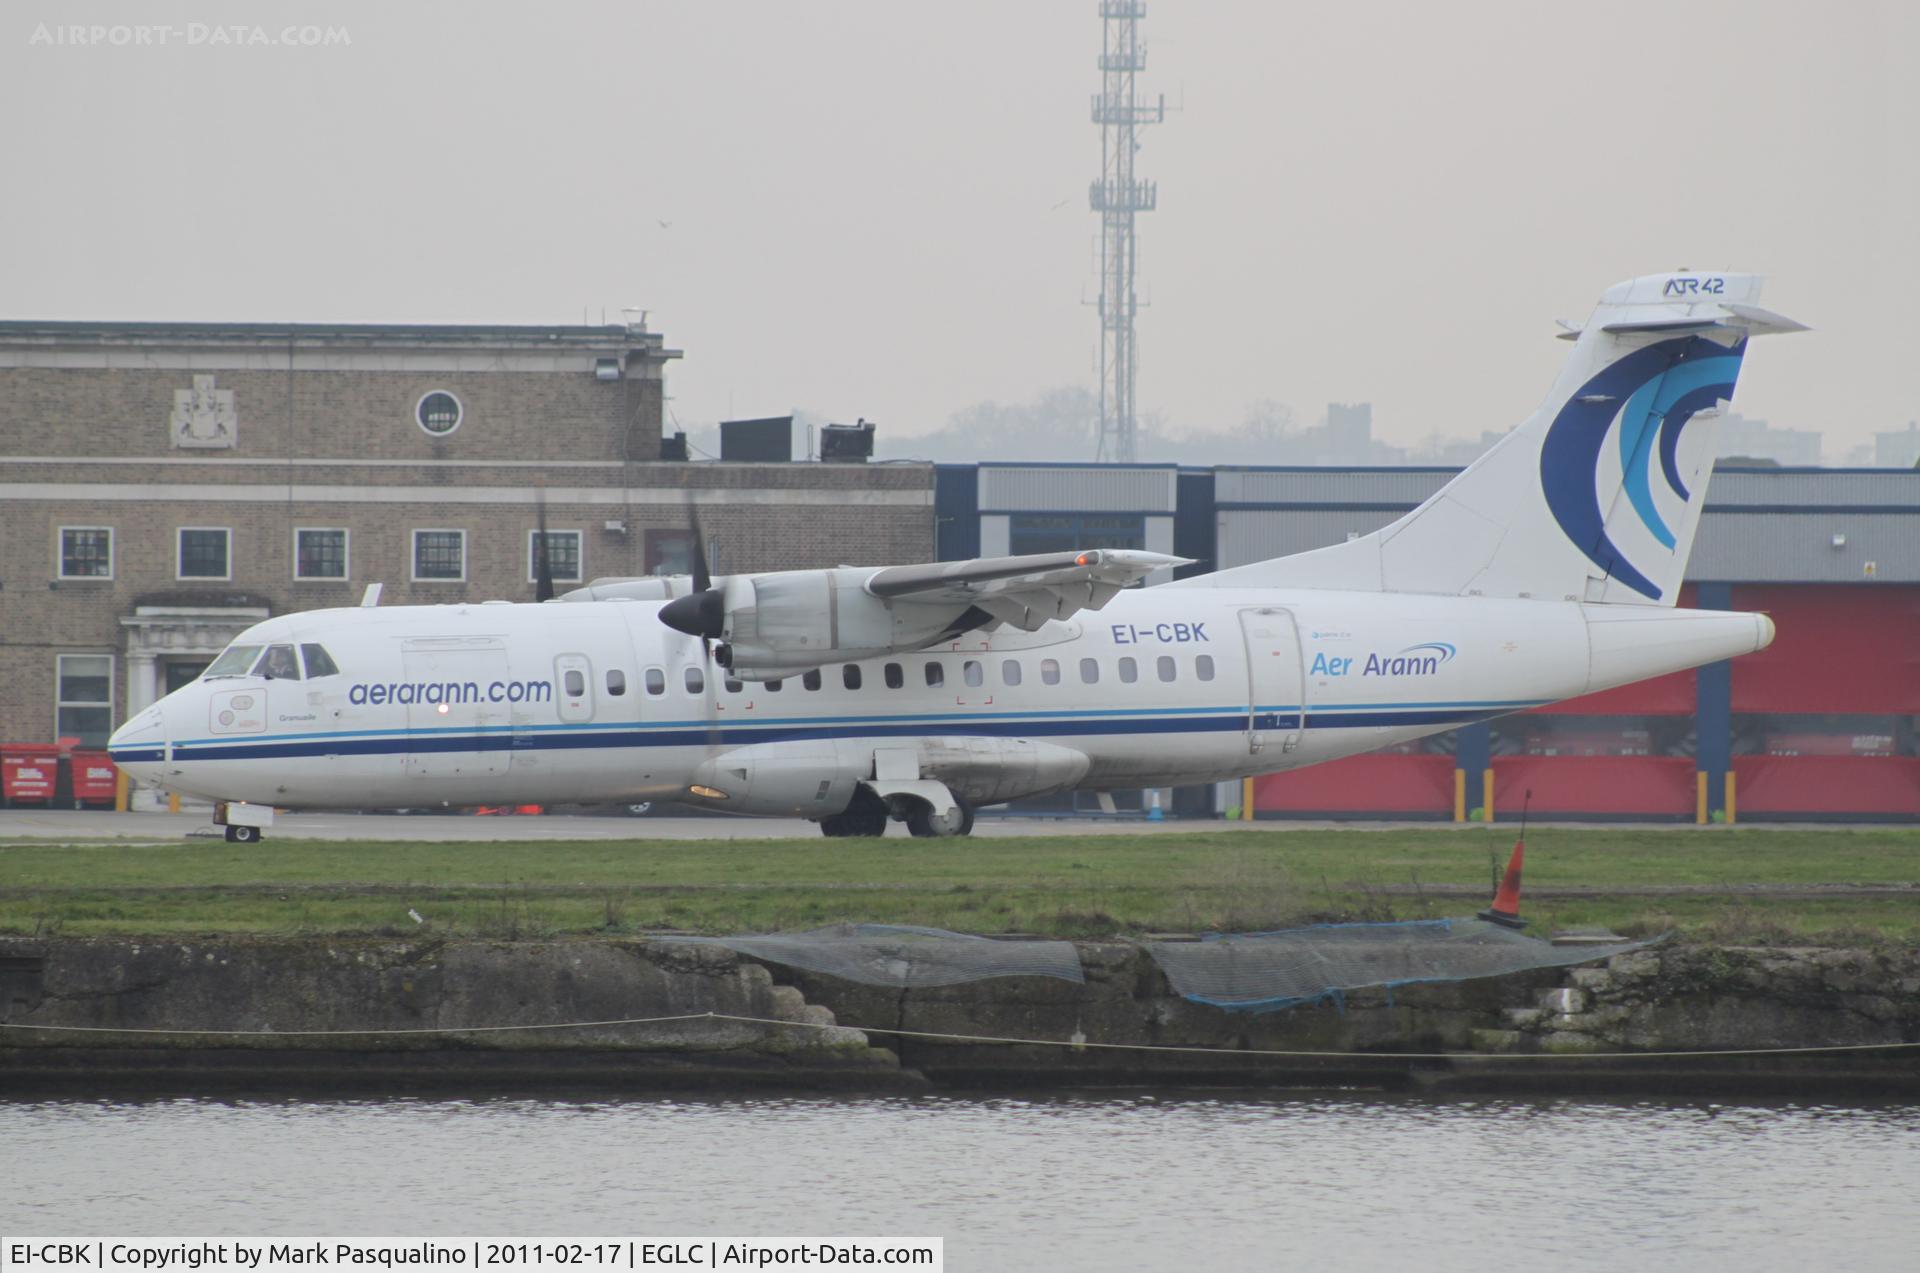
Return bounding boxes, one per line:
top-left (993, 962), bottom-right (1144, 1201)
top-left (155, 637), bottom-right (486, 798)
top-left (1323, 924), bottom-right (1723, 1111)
top-left (1187, 272), bottom-right (1805, 605)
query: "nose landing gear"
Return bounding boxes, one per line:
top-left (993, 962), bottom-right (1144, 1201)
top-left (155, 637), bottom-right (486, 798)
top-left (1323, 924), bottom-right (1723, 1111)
top-left (213, 800), bottom-right (273, 845)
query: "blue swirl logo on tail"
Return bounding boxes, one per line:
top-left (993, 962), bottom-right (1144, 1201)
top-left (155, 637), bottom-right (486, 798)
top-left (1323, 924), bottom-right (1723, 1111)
top-left (1538, 336), bottom-right (1744, 599)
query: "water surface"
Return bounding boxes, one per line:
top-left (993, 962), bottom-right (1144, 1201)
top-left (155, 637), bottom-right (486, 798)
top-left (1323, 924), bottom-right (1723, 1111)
top-left (6, 1093), bottom-right (1916, 1271)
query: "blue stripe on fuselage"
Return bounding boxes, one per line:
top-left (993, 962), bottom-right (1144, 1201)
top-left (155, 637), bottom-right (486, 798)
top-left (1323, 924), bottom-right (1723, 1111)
top-left (120, 700), bottom-right (1542, 765)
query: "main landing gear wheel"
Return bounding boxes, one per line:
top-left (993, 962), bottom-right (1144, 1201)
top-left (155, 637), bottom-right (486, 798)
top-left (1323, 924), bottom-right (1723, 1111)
top-left (905, 800), bottom-right (974, 838)
top-left (818, 787), bottom-right (890, 838)
top-left (224, 824), bottom-right (261, 844)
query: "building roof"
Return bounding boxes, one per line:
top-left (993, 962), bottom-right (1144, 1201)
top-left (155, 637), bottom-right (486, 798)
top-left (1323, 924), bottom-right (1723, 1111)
top-left (0, 319), bottom-right (680, 358)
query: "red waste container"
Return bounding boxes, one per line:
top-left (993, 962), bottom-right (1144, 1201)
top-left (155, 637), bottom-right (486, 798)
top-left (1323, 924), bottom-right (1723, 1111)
top-left (1, 744), bottom-right (61, 806)
top-left (68, 749), bottom-right (120, 808)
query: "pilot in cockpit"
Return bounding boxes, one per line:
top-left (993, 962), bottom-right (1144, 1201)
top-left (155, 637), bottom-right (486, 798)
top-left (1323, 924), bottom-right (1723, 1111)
top-left (259, 644), bottom-right (301, 680)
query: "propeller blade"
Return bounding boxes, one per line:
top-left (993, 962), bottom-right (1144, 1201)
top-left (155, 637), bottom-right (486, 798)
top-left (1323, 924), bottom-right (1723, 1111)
top-left (687, 498), bottom-right (712, 594)
top-left (533, 482), bottom-right (556, 603)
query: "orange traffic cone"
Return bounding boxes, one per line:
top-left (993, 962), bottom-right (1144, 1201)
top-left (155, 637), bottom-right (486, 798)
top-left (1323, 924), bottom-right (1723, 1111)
top-left (1478, 788), bottom-right (1531, 929)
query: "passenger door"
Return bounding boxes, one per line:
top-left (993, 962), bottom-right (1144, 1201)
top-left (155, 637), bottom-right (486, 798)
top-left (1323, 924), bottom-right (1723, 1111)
top-left (1236, 607), bottom-right (1305, 757)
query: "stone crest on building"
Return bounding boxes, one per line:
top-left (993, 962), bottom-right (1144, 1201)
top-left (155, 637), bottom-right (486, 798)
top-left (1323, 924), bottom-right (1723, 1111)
top-left (170, 374), bottom-right (237, 448)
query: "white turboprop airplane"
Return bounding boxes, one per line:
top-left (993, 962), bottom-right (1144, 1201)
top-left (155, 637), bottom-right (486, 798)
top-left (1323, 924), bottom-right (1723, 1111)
top-left (111, 272), bottom-right (1802, 842)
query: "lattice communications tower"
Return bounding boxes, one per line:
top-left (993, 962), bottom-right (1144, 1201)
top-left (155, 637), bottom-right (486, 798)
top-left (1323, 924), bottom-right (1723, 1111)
top-left (1090, 0), bottom-right (1164, 464)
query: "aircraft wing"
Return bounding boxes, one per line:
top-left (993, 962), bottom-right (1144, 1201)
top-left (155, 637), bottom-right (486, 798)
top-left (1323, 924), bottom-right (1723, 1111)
top-left (866, 549), bottom-right (1190, 631)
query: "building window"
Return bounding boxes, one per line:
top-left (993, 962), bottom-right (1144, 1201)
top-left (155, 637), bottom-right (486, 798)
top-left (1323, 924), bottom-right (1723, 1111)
top-left (58, 527), bottom-right (113, 580)
top-left (295, 528), bottom-right (348, 580)
top-left (646, 529), bottom-right (695, 576)
top-left (416, 390), bottom-right (463, 436)
top-left (177, 528), bottom-right (231, 580)
top-left (528, 530), bottom-right (583, 583)
top-left (412, 530), bottom-right (466, 581)
top-left (56, 654), bottom-right (113, 747)
top-left (1001, 659), bottom-right (1022, 686)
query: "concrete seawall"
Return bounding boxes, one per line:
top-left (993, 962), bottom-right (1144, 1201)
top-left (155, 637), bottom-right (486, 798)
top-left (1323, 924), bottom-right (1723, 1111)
top-left (3, 937), bottom-right (1916, 1095)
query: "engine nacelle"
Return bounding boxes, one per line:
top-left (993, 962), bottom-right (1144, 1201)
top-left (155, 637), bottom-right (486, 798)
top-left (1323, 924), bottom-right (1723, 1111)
top-left (718, 569), bottom-right (964, 680)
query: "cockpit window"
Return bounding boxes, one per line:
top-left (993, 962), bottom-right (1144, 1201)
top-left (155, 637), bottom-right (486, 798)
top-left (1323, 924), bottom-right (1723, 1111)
top-left (204, 644), bottom-right (263, 678)
top-left (252, 644), bottom-right (302, 680)
top-left (301, 643), bottom-right (340, 678)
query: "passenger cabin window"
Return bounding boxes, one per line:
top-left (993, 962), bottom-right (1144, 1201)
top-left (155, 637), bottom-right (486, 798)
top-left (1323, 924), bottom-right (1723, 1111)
top-left (205, 644), bottom-right (262, 678)
top-left (765, 679), bottom-right (783, 692)
top-left (1080, 658), bottom-right (1099, 684)
top-left (301, 644), bottom-right (340, 678)
top-left (1118, 656), bottom-right (1137, 684)
top-left (564, 669), bottom-right (587, 697)
top-left (645, 667), bottom-right (667, 696)
top-left (252, 644), bottom-right (302, 680)
top-left (1001, 659), bottom-right (1022, 686)
top-left (1196, 654), bottom-right (1216, 682)
top-left (885, 663), bottom-right (904, 690)
top-left (803, 669), bottom-right (822, 691)
top-left (1041, 658), bottom-right (1061, 686)
top-left (606, 669), bottom-right (627, 696)
top-left (724, 677), bottom-right (743, 694)
top-left (964, 660), bottom-right (983, 687)
top-left (685, 666), bottom-right (705, 695)
top-left (925, 662), bottom-right (945, 688)
top-left (1157, 655), bottom-right (1177, 682)
top-left (843, 665), bottom-right (862, 691)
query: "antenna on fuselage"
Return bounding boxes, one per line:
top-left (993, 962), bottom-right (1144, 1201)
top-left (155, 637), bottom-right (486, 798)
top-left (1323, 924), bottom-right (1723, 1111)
top-left (360, 583), bottom-right (383, 608)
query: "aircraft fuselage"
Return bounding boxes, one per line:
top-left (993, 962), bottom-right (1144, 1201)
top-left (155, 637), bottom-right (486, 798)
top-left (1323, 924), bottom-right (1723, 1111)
top-left (110, 586), bottom-right (1772, 816)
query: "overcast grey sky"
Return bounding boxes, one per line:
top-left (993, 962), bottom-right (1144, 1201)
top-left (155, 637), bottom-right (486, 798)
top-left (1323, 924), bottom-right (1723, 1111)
top-left (4, 1), bottom-right (1916, 455)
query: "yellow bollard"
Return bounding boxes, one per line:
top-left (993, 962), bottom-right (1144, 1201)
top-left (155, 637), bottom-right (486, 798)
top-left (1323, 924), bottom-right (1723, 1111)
top-left (1726, 771), bottom-right (1737, 825)
top-left (1696, 771), bottom-right (1708, 825)
top-left (115, 770), bottom-right (130, 813)
top-left (1481, 769), bottom-right (1495, 823)
top-left (1241, 776), bottom-right (1256, 821)
top-left (1453, 769), bottom-right (1466, 823)
top-left (167, 791), bottom-right (181, 814)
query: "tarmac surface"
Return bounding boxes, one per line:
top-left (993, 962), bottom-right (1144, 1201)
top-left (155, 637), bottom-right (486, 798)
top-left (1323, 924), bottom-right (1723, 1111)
top-left (0, 808), bottom-right (1278, 841)
top-left (0, 807), bottom-right (1849, 841)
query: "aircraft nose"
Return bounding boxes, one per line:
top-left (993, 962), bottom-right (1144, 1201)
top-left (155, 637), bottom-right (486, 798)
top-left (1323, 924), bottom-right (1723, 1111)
top-left (108, 702), bottom-right (169, 778)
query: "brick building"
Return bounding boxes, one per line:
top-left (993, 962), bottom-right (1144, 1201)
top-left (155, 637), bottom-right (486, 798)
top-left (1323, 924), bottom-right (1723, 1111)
top-left (0, 320), bottom-right (934, 793)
